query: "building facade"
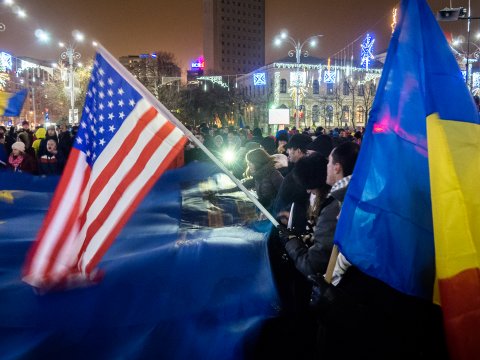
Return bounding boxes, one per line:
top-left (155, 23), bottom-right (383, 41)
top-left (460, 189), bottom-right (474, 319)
top-left (203, 0), bottom-right (265, 75)
top-left (0, 51), bottom-right (55, 126)
top-left (235, 56), bottom-right (383, 131)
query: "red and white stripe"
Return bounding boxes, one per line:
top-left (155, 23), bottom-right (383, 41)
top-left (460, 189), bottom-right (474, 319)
top-left (23, 99), bottom-right (187, 288)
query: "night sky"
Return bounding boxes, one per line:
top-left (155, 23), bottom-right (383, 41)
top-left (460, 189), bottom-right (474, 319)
top-left (0, 0), bottom-right (477, 71)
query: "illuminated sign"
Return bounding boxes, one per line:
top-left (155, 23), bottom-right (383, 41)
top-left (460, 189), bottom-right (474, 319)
top-left (290, 71), bottom-right (306, 87)
top-left (0, 52), bottom-right (12, 71)
top-left (361, 33), bottom-right (375, 70)
top-left (323, 70), bottom-right (336, 84)
top-left (253, 72), bottom-right (266, 86)
top-left (191, 56), bottom-right (205, 69)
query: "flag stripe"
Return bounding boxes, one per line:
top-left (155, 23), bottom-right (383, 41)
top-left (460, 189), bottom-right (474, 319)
top-left (83, 132), bottom-right (187, 273)
top-left (79, 118), bottom-right (179, 261)
top-left (24, 150), bottom-right (88, 283)
top-left (74, 108), bottom-right (169, 257)
top-left (42, 155), bottom-right (91, 278)
top-left (75, 104), bottom-right (160, 241)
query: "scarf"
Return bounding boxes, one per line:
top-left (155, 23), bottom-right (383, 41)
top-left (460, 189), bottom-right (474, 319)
top-left (8, 154), bottom-right (24, 171)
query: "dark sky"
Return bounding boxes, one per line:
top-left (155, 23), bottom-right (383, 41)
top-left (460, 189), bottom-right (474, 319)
top-left (0, 0), bottom-right (477, 71)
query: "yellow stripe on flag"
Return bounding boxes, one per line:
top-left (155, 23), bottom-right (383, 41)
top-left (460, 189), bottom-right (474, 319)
top-left (427, 113), bottom-right (480, 280)
top-left (0, 91), bottom-right (10, 113)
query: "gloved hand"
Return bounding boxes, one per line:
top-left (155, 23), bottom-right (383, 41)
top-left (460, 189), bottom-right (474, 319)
top-left (277, 225), bottom-right (298, 247)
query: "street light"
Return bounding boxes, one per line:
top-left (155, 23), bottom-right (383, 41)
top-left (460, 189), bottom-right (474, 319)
top-left (437, 1), bottom-right (480, 91)
top-left (36, 29), bottom-right (89, 125)
top-left (274, 31), bottom-right (323, 129)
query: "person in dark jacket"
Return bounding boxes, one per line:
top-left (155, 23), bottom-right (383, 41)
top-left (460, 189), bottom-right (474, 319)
top-left (242, 148), bottom-right (283, 211)
top-left (273, 133), bottom-right (312, 234)
top-left (37, 139), bottom-right (65, 176)
top-left (282, 142), bottom-right (360, 277)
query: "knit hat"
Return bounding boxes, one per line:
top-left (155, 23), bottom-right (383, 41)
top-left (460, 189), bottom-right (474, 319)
top-left (306, 135), bottom-right (333, 158)
top-left (12, 141), bottom-right (26, 153)
top-left (285, 134), bottom-right (312, 151)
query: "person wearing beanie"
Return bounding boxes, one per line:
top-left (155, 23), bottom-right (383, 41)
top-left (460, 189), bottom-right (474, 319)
top-left (32, 127), bottom-right (47, 157)
top-left (306, 134), bottom-right (333, 159)
top-left (7, 141), bottom-right (37, 174)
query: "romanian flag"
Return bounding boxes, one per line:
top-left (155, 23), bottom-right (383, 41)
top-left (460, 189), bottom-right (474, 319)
top-left (334, 0), bottom-right (480, 359)
top-left (0, 89), bottom-right (28, 117)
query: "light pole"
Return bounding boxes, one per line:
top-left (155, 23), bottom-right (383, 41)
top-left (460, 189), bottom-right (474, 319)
top-left (274, 31), bottom-right (323, 129)
top-left (59, 30), bottom-right (84, 125)
top-left (35, 29), bottom-right (92, 125)
top-left (437, 2), bottom-right (480, 91)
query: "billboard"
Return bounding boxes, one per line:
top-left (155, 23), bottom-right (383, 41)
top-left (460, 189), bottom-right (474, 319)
top-left (269, 109), bottom-right (290, 125)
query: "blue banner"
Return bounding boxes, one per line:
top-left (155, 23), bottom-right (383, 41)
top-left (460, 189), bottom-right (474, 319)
top-left (0, 162), bottom-right (279, 359)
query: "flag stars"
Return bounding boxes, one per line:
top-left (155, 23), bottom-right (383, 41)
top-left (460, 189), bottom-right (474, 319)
top-left (107, 89), bottom-right (114, 97)
top-left (129, 99), bottom-right (135, 107)
top-left (81, 122), bottom-right (87, 128)
top-left (99, 126), bottom-right (105, 134)
top-left (99, 103), bottom-right (105, 110)
top-left (99, 114), bottom-right (105, 122)
top-left (118, 99), bottom-right (124, 107)
top-left (118, 88), bottom-right (124, 95)
top-left (99, 91), bottom-right (105, 99)
top-left (98, 68), bottom-right (105, 76)
top-left (76, 137), bottom-right (83, 144)
top-left (86, 150), bottom-right (91, 157)
top-left (108, 77), bottom-right (114, 85)
top-left (119, 111), bottom-right (125, 119)
top-left (99, 138), bottom-right (106, 146)
top-left (98, 79), bottom-right (105, 88)
top-left (108, 113), bottom-right (114, 120)
top-left (108, 101), bottom-right (114, 108)
top-left (109, 125), bottom-right (116, 132)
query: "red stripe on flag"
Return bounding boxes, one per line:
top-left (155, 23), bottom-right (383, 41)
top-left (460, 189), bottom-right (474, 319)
top-left (42, 163), bottom-right (91, 278)
top-left (439, 268), bottom-right (480, 360)
top-left (23, 149), bottom-right (82, 278)
top-left (79, 120), bottom-right (179, 265)
top-left (76, 107), bottom-right (158, 231)
top-left (84, 133), bottom-right (187, 273)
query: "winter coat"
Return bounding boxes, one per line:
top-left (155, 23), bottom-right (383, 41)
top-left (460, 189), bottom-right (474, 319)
top-left (273, 164), bottom-right (309, 235)
top-left (243, 164), bottom-right (283, 211)
top-left (284, 184), bottom-right (348, 277)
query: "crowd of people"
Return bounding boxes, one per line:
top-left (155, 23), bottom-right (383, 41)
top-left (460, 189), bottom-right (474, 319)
top-left (1, 117), bottom-right (448, 358)
top-left (0, 120), bottom-right (75, 175)
top-left (183, 122), bottom-right (447, 359)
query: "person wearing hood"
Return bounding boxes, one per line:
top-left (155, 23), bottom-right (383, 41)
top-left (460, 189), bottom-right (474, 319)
top-left (38, 125), bottom-right (59, 157)
top-left (32, 127), bottom-right (46, 157)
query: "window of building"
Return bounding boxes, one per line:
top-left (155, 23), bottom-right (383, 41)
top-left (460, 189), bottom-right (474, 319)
top-left (343, 81), bottom-right (350, 96)
top-left (358, 84), bottom-right (365, 96)
top-left (313, 79), bottom-right (319, 94)
top-left (326, 105), bottom-right (334, 123)
top-left (342, 105), bottom-right (349, 123)
top-left (356, 105), bottom-right (365, 123)
top-left (312, 105), bottom-right (320, 123)
top-left (280, 79), bottom-right (287, 93)
top-left (327, 83), bottom-right (334, 95)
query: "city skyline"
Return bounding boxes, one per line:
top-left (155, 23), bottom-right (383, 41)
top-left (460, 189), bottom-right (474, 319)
top-left (0, 0), bottom-right (477, 71)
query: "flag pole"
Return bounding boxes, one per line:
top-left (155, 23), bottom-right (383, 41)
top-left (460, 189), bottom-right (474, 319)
top-left (96, 44), bottom-right (280, 228)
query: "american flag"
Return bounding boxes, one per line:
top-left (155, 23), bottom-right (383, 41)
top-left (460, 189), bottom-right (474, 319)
top-left (23, 46), bottom-right (187, 288)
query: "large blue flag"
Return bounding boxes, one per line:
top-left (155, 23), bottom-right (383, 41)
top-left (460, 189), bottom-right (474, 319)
top-left (0, 89), bottom-right (28, 117)
top-left (0, 162), bottom-right (279, 359)
top-left (335, 0), bottom-right (479, 301)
